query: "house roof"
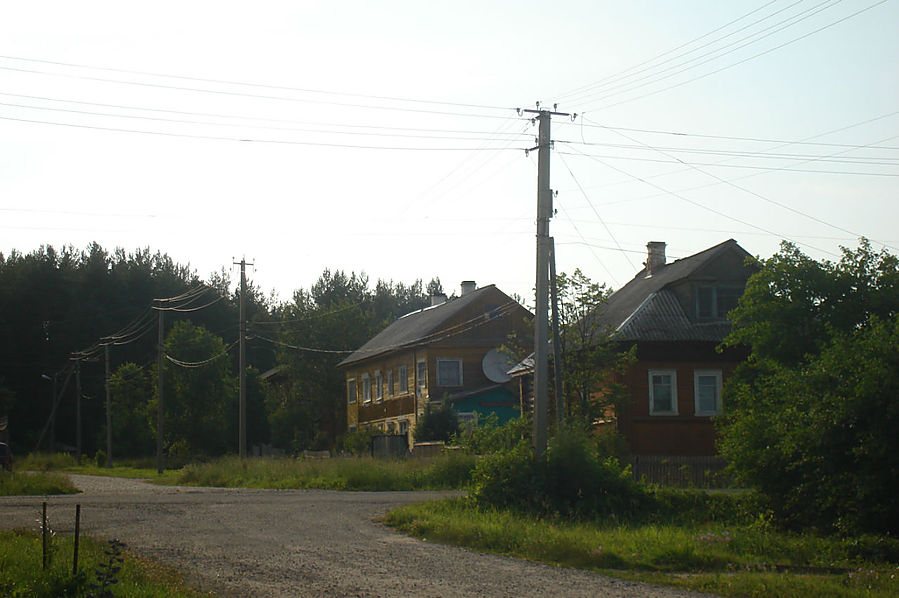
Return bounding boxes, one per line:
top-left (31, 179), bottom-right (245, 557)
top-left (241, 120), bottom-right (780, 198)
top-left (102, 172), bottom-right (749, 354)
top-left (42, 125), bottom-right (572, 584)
top-left (338, 284), bottom-right (521, 367)
top-left (595, 239), bottom-right (753, 342)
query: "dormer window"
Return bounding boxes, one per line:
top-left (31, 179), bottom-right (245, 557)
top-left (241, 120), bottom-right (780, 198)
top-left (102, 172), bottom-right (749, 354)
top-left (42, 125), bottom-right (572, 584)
top-left (696, 285), bottom-right (741, 320)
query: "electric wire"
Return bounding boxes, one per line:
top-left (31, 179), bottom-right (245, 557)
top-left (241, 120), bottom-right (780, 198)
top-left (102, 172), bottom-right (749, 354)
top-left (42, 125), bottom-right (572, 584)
top-left (569, 0), bottom-right (840, 105)
top-left (582, 0), bottom-right (887, 112)
top-left (165, 340), bottom-right (239, 368)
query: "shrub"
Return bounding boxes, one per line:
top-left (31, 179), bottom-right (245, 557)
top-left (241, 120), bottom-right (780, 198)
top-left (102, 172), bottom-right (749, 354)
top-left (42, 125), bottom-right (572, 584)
top-left (454, 413), bottom-right (531, 455)
top-left (340, 428), bottom-right (376, 456)
top-left (470, 428), bottom-right (650, 520)
top-left (413, 402), bottom-right (459, 443)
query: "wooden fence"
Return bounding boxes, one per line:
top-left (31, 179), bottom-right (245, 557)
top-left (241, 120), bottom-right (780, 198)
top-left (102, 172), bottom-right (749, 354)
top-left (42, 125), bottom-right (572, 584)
top-left (630, 455), bottom-right (732, 488)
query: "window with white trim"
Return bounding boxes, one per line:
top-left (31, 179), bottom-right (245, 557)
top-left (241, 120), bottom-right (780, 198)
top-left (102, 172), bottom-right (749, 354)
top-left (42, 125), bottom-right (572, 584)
top-left (694, 369), bottom-right (723, 416)
top-left (362, 373), bottom-right (371, 404)
top-left (416, 359), bottom-right (427, 398)
top-left (398, 420), bottom-right (408, 435)
top-left (436, 357), bottom-right (463, 386)
top-left (386, 369), bottom-right (393, 398)
top-left (649, 369), bottom-right (677, 415)
top-left (374, 370), bottom-right (383, 402)
top-left (398, 365), bottom-right (409, 394)
top-left (347, 378), bottom-right (356, 404)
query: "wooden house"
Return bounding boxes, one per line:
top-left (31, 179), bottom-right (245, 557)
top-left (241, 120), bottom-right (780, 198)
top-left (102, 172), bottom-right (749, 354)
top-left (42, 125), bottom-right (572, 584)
top-left (339, 282), bottom-right (532, 443)
top-left (594, 239), bottom-right (756, 457)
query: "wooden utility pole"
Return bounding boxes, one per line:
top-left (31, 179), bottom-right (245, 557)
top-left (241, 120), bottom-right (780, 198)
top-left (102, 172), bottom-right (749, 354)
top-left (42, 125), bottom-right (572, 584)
top-left (550, 237), bottom-right (564, 425)
top-left (234, 257), bottom-right (253, 459)
top-left (523, 105), bottom-right (570, 458)
top-left (105, 345), bottom-right (112, 467)
top-left (156, 307), bottom-right (164, 474)
top-left (74, 357), bottom-right (82, 465)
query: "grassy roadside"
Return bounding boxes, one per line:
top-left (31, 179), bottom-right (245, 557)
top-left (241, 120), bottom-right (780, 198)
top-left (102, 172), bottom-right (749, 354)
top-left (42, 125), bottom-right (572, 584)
top-left (0, 529), bottom-right (210, 597)
top-left (174, 453), bottom-right (475, 490)
top-left (0, 472), bottom-right (79, 496)
top-left (384, 498), bottom-right (899, 598)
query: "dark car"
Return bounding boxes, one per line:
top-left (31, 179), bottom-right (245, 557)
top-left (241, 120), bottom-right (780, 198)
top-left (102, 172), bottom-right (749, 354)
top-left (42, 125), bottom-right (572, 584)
top-left (0, 442), bottom-right (12, 472)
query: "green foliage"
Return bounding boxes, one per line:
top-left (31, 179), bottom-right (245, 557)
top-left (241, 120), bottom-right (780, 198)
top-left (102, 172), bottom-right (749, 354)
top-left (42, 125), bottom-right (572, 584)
top-left (453, 413), bottom-right (531, 455)
top-left (470, 427), bottom-right (649, 520)
top-left (413, 402), bottom-right (460, 443)
top-left (108, 362), bottom-right (155, 458)
top-left (339, 427), bottom-right (376, 456)
top-left (155, 321), bottom-right (236, 457)
top-left (721, 240), bottom-right (899, 535)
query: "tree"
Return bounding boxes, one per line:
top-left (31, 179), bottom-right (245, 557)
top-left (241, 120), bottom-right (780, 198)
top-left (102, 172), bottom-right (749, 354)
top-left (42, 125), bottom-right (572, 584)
top-left (107, 362), bottom-right (154, 458)
top-left (720, 240), bottom-right (899, 534)
top-left (154, 321), bottom-right (236, 457)
top-left (555, 269), bottom-right (634, 425)
top-left (413, 402), bottom-right (459, 443)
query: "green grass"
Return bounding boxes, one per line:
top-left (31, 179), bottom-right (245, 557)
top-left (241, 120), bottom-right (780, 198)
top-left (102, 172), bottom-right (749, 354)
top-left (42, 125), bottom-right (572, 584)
top-left (384, 498), bottom-right (899, 597)
top-left (0, 472), bottom-right (79, 496)
top-left (174, 453), bottom-right (476, 491)
top-left (0, 530), bottom-right (210, 597)
top-left (17, 452), bottom-right (183, 483)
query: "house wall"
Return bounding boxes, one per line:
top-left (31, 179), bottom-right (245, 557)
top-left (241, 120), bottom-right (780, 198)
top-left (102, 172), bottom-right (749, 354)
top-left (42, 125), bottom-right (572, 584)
top-left (344, 349), bottom-right (422, 439)
top-left (616, 341), bottom-right (744, 456)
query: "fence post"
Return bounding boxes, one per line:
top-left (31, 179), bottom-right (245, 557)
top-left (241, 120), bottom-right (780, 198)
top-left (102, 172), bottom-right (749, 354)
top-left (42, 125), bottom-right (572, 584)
top-left (42, 502), bottom-right (48, 569)
top-left (72, 504), bottom-right (81, 575)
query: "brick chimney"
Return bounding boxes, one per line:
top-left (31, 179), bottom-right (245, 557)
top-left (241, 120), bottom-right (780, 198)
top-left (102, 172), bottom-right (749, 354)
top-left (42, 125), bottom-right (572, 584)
top-left (430, 293), bottom-right (447, 306)
top-left (645, 242), bottom-right (667, 275)
top-left (460, 281), bottom-right (477, 296)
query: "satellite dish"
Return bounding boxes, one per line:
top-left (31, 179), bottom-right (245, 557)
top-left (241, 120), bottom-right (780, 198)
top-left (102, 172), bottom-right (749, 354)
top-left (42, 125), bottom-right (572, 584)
top-left (482, 348), bottom-right (513, 383)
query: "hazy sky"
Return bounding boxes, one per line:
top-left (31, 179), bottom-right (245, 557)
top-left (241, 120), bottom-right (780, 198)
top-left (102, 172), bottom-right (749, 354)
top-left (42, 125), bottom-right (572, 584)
top-left (2, 1), bottom-right (896, 303)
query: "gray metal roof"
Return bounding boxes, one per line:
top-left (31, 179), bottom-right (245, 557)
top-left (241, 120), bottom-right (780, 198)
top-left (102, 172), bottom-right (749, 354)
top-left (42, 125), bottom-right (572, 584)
top-left (338, 284), bottom-right (521, 367)
top-left (594, 239), bottom-right (753, 343)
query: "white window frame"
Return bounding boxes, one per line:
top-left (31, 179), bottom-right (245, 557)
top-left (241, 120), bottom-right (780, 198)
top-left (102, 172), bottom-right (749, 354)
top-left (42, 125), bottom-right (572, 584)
top-left (374, 370), bottom-right (383, 402)
top-left (648, 369), bottom-right (678, 415)
top-left (362, 373), bottom-right (372, 404)
top-left (694, 369), bottom-right (723, 416)
top-left (386, 369), bottom-right (393, 398)
top-left (436, 357), bottom-right (463, 387)
top-left (416, 359), bottom-right (427, 398)
top-left (347, 378), bottom-right (356, 404)
top-left (398, 419), bottom-right (408, 435)
top-left (398, 364), bottom-right (408, 394)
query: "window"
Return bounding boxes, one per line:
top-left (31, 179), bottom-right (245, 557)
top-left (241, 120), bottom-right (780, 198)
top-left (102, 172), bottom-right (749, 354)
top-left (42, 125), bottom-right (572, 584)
top-left (416, 360), bottom-right (427, 397)
top-left (649, 369), bottom-right (677, 415)
top-left (348, 424), bottom-right (356, 433)
top-left (362, 373), bottom-right (371, 404)
top-left (696, 285), bottom-right (742, 319)
top-left (436, 357), bottom-right (463, 386)
top-left (398, 420), bottom-right (408, 435)
top-left (347, 378), bottom-right (356, 404)
top-left (386, 369), bottom-right (393, 398)
top-left (398, 365), bottom-right (408, 394)
top-left (694, 369), bottom-right (723, 416)
top-left (374, 370), bottom-right (383, 402)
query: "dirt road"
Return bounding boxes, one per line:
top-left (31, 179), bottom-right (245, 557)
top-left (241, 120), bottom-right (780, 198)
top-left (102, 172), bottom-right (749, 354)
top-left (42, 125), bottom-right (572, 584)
top-left (0, 475), bottom-right (711, 597)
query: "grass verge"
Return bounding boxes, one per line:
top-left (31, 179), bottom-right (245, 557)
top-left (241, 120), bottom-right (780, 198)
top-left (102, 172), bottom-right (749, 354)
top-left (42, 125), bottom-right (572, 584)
top-left (384, 498), bottom-right (899, 597)
top-left (0, 472), bottom-right (79, 496)
top-left (174, 453), bottom-right (475, 491)
top-left (0, 529), bottom-right (210, 597)
top-left (17, 453), bottom-right (182, 483)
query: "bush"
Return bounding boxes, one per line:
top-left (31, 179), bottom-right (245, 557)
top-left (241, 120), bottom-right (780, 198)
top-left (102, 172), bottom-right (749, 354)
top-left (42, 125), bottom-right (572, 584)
top-left (454, 413), bottom-right (530, 455)
top-left (340, 428), bottom-right (376, 456)
top-left (413, 402), bottom-right (459, 443)
top-left (470, 428), bottom-right (650, 520)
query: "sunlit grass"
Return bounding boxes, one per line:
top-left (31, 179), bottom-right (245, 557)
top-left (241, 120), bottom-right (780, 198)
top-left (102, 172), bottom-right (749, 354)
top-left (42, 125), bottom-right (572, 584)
top-left (385, 499), bottom-right (899, 598)
top-left (175, 453), bottom-right (476, 491)
top-left (0, 471), bottom-right (78, 496)
top-left (0, 530), bottom-right (210, 597)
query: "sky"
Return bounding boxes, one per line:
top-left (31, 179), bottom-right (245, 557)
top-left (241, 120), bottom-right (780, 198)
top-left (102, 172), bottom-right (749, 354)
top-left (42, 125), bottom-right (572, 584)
top-left (1, 1), bottom-right (897, 305)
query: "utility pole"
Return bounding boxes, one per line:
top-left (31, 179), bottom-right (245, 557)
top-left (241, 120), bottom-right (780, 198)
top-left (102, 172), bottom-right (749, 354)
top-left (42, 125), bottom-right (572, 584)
top-left (234, 257), bottom-right (253, 460)
top-left (550, 237), bottom-right (564, 426)
top-left (156, 307), bottom-right (164, 474)
top-left (104, 345), bottom-right (112, 468)
top-left (74, 357), bottom-right (82, 465)
top-left (523, 105), bottom-right (570, 458)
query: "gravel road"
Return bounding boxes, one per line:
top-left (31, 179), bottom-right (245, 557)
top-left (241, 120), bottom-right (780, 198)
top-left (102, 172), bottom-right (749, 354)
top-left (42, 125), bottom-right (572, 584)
top-left (0, 475), bottom-right (712, 597)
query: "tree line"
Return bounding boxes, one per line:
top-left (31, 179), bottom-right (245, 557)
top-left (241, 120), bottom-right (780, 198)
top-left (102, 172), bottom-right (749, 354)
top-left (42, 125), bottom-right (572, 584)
top-left (0, 242), bottom-right (442, 459)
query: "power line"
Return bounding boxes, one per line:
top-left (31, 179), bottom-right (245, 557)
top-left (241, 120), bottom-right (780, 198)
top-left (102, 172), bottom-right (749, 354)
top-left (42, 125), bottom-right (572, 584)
top-left (0, 54), bottom-right (512, 113)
